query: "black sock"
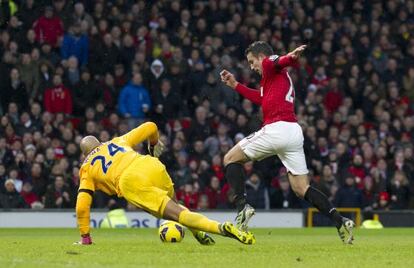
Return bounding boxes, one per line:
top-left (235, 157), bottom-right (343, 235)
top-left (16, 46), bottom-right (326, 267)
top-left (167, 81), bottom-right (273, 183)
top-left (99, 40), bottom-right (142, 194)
top-left (304, 186), bottom-right (343, 228)
top-left (224, 163), bottom-right (247, 211)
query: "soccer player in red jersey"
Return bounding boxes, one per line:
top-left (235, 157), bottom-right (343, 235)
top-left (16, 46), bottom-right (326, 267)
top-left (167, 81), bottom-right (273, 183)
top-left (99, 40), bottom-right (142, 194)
top-left (221, 41), bottom-right (354, 244)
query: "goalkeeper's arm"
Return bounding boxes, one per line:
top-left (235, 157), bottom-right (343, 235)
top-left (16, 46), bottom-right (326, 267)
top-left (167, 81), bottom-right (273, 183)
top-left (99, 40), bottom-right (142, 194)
top-left (121, 121), bottom-right (165, 157)
top-left (75, 190), bottom-right (93, 245)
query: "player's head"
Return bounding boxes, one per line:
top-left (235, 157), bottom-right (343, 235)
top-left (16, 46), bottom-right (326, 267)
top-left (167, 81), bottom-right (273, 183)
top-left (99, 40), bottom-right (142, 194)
top-left (245, 41), bottom-right (274, 75)
top-left (80, 135), bottom-right (101, 156)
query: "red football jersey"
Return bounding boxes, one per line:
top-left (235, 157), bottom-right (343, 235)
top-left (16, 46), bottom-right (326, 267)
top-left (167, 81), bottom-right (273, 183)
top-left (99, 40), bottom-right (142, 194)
top-left (235, 54), bottom-right (298, 126)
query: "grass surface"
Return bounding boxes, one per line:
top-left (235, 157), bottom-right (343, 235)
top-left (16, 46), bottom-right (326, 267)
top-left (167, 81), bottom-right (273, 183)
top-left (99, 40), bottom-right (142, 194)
top-left (0, 228), bottom-right (413, 268)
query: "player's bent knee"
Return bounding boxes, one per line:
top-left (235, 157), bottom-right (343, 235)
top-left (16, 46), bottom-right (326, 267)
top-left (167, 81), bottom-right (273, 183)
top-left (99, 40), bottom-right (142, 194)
top-left (223, 146), bottom-right (246, 166)
top-left (223, 153), bottom-right (233, 166)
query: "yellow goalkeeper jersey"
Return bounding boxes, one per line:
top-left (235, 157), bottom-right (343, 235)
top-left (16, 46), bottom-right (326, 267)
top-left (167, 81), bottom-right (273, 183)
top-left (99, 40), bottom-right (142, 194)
top-left (78, 122), bottom-right (159, 196)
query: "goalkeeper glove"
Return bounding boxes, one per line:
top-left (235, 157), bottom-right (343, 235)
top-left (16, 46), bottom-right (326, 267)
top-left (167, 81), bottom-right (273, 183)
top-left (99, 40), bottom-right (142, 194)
top-left (74, 234), bottom-right (93, 245)
top-left (148, 140), bottom-right (165, 158)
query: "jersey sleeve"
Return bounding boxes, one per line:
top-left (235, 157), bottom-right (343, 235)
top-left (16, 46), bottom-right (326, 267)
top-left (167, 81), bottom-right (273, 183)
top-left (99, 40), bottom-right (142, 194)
top-left (78, 166), bottom-right (95, 192)
top-left (120, 121), bottom-right (159, 147)
top-left (76, 191), bottom-right (92, 235)
top-left (235, 83), bottom-right (262, 105)
top-left (263, 55), bottom-right (298, 74)
top-left (76, 166), bottom-right (94, 235)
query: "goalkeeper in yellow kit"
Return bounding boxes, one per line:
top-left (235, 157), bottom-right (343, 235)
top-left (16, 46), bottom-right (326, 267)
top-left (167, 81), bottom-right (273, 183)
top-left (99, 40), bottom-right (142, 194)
top-left (75, 122), bottom-right (255, 245)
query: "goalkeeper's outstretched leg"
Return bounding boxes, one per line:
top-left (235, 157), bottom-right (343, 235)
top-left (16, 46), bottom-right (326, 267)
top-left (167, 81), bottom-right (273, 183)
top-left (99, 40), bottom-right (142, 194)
top-left (163, 200), bottom-right (255, 245)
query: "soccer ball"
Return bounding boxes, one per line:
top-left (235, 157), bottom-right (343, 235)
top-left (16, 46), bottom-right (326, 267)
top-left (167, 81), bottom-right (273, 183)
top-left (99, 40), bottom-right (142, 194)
top-left (158, 221), bottom-right (185, 243)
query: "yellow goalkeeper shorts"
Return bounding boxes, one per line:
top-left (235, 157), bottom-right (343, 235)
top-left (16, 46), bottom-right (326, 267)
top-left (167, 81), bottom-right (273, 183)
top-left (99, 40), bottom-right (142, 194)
top-left (118, 155), bottom-right (174, 218)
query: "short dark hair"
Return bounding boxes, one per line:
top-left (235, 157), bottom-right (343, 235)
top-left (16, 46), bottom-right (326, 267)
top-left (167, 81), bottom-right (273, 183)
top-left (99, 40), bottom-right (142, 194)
top-left (245, 41), bottom-right (274, 57)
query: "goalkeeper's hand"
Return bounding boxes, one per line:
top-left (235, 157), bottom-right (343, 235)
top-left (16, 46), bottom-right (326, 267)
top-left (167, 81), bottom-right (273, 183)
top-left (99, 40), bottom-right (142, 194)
top-left (73, 234), bottom-right (93, 245)
top-left (148, 140), bottom-right (165, 158)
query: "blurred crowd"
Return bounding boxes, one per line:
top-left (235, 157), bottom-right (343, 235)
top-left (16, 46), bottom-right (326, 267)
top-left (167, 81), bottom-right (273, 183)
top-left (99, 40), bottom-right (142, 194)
top-left (0, 0), bottom-right (413, 212)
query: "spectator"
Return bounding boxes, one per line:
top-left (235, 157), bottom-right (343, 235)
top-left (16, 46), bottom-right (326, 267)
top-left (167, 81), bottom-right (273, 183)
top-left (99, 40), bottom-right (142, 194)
top-left (15, 111), bottom-right (38, 135)
top-left (100, 73), bottom-right (118, 110)
top-left (389, 171), bottom-right (411, 209)
top-left (176, 183), bottom-right (199, 210)
top-left (362, 176), bottom-right (378, 210)
top-left (7, 168), bottom-right (23, 193)
top-left (245, 172), bottom-right (269, 209)
top-left (65, 56), bottom-right (80, 87)
top-left (323, 78), bottom-right (343, 113)
top-left (0, 179), bottom-right (28, 209)
top-left (1, 68), bottom-right (28, 112)
top-left (311, 66), bottom-right (330, 90)
top-left (61, 22), bottom-right (89, 66)
top-left (52, 0), bottom-right (72, 29)
top-left (37, 63), bottom-right (54, 100)
top-left (186, 106), bottom-right (212, 143)
top-left (71, 2), bottom-right (93, 29)
top-left (20, 181), bottom-right (39, 208)
top-left (146, 59), bottom-right (167, 95)
top-left (335, 176), bottom-right (363, 208)
top-left (199, 72), bottom-right (226, 113)
top-left (72, 69), bottom-right (101, 116)
top-left (17, 53), bottom-right (39, 100)
top-left (43, 74), bottom-right (73, 115)
top-left (315, 165), bottom-right (338, 202)
top-left (346, 154), bottom-right (366, 188)
top-left (33, 6), bottom-right (64, 47)
top-left (16, 0), bottom-right (39, 31)
top-left (40, 43), bottom-right (60, 66)
top-left (120, 34), bottom-right (136, 73)
top-left (197, 194), bottom-right (209, 210)
top-left (403, 67), bottom-right (414, 103)
top-left (172, 152), bottom-right (191, 188)
top-left (378, 191), bottom-right (391, 210)
top-left (152, 79), bottom-right (182, 120)
top-left (269, 176), bottom-right (301, 209)
top-left (29, 162), bottom-right (47, 197)
top-left (0, 164), bottom-right (6, 192)
top-left (89, 33), bottom-right (121, 75)
top-left (0, 0), bottom-right (18, 28)
top-left (204, 122), bottom-right (233, 157)
top-left (203, 176), bottom-right (222, 209)
top-left (0, 137), bottom-right (14, 166)
top-left (44, 175), bottom-right (73, 208)
top-left (118, 72), bottom-right (151, 129)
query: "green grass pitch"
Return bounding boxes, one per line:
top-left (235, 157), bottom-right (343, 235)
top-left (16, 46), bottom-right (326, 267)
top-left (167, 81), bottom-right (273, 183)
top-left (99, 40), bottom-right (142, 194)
top-left (0, 228), bottom-right (413, 268)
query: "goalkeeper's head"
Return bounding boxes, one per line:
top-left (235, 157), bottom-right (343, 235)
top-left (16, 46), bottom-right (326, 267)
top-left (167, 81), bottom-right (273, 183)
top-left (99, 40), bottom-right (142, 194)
top-left (80, 136), bottom-right (101, 156)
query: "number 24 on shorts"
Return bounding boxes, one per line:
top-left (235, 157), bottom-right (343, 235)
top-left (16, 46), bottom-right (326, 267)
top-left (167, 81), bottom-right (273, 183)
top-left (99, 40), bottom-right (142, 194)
top-left (91, 143), bottom-right (125, 173)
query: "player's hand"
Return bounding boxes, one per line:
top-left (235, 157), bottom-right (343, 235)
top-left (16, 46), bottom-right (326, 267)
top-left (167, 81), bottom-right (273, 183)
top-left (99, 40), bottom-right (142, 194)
top-left (73, 234), bottom-right (92, 245)
top-left (148, 140), bottom-right (165, 158)
top-left (288, 45), bottom-right (307, 60)
top-left (220, 69), bottom-right (238, 89)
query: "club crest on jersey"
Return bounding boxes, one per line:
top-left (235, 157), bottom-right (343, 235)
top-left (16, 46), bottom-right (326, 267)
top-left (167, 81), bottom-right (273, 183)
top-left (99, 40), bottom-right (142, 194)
top-left (269, 55), bottom-right (279, 61)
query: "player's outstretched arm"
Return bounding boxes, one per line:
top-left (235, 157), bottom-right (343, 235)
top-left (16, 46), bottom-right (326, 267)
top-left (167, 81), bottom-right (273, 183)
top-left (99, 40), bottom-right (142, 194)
top-left (122, 121), bottom-right (165, 157)
top-left (274, 45), bottom-right (307, 69)
top-left (220, 69), bottom-right (262, 105)
top-left (122, 122), bottom-right (159, 147)
top-left (75, 190), bottom-right (93, 245)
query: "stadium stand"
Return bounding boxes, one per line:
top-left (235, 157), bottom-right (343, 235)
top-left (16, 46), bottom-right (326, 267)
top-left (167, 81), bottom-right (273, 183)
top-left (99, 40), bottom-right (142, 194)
top-left (0, 0), bottom-right (413, 212)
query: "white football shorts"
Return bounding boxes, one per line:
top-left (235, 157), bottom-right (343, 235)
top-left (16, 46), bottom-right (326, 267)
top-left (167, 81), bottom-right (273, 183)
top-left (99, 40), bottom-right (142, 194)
top-left (239, 121), bottom-right (308, 175)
